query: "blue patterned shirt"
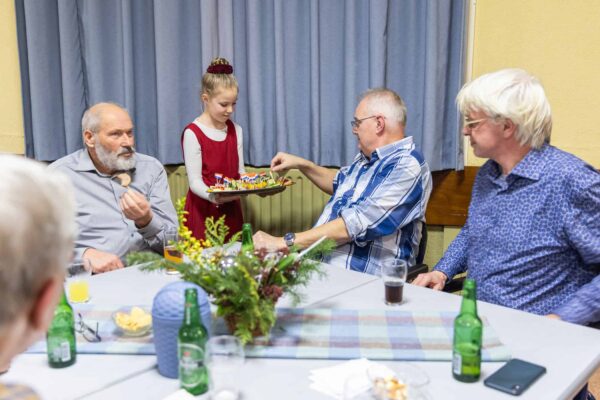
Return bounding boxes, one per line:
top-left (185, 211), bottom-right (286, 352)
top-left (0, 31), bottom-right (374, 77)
top-left (315, 136), bottom-right (432, 275)
top-left (435, 144), bottom-right (600, 325)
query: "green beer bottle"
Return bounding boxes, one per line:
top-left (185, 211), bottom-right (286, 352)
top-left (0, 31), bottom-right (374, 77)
top-left (46, 290), bottom-right (76, 368)
top-left (452, 278), bottom-right (482, 382)
top-left (241, 222), bottom-right (254, 253)
top-left (178, 288), bottom-right (209, 395)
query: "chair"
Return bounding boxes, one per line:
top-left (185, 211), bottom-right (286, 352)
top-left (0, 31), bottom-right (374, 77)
top-left (405, 224), bottom-right (465, 292)
top-left (406, 223), bottom-right (429, 282)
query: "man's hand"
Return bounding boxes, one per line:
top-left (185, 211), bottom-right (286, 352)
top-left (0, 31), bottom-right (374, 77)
top-left (253, 230), bottom-right (287, 252)
top-left (546, 314), bottom-right (561, 320)
top-left (270, 152), bottom-right (308, 173)
top-left (412, 270), bottom-right (448, 291)
top-left (83, 248), bottom-right (124, 273)
top-left (120, 189), bottom-right (153, 228)
top-left (271, 151), bottom-right (336, 195)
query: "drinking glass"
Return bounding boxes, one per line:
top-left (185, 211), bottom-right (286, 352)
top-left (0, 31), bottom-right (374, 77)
top-left (381, 260), bottom-right (408, 306)
top-left (163, 227), bottom-right (182, 274)
top-left (205, 335), bottom-right (245, 400)
top-left (66, 259), bottom-right (92, 303)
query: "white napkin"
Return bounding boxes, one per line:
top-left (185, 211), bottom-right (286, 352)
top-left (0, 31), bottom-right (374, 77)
top-left (161, 389), bottom-right (197, 400)
top-left (309, 358), bottom-right (395, 400)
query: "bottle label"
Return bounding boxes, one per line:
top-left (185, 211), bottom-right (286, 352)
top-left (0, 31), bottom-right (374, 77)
top-left (452, 351), bottom-right (462, 375)
top-left (49, 340), bottom-right (72, 362)
top-left (178, 343), bottom-right (205, 389)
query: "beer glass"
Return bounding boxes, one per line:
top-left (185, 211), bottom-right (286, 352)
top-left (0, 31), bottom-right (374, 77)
top-left (66, 259), bottom-right (92, 303)
top-left (163, 227), bottom-right (182, 274)
top-left (381, 260), bottom-right (407, 306)
top-left (205, 335), bottom-right (245, 400)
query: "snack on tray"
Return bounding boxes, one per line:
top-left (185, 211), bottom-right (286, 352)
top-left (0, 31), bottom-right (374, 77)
top-left (208, 171), bottom-right (292, 192)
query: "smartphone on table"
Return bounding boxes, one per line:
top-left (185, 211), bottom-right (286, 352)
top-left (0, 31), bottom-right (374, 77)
top-left (484, 358), bottom-right (546, 396)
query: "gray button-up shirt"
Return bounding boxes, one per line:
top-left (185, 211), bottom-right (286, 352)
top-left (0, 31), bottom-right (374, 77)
top-left (50, 149), bottom-right (177, 263)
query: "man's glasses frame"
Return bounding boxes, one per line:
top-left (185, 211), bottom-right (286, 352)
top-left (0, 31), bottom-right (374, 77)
top-left (463, 117), bottom-right (488, 129)
top-left (350, 115), bottom-right (378, 129)
top-left (76, 313), bottom-right (102, 343)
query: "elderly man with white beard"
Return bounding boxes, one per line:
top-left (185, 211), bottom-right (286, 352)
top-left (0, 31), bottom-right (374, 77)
top-left (51, 102), bottom-right (177, 273)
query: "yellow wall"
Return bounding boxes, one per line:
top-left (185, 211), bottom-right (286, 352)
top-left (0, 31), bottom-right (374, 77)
top-left (0, 1), bottom-right (24, 154)
top-left (467, 0), bottom-right (600, 168)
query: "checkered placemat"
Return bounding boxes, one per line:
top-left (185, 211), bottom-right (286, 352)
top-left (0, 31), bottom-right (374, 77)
top-left (246, 308), bottom-right (510, 361)
top-left (26, 304), bottom-right (155, 355)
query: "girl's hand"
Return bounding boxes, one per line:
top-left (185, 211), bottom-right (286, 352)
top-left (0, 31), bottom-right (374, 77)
top-left (212, 193), bottom-right (241, 204)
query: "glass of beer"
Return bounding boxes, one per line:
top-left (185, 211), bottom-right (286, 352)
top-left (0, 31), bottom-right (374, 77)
top-left (163, 227), bottom-right (183, 274)
top-left (381, 260), bottom-right (407, 306)
top-left (66, 259), bottom-right (92, 303)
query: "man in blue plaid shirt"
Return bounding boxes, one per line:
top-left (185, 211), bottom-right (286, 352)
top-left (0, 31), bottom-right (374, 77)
top-left (253, 88), bottom-right (432, 275)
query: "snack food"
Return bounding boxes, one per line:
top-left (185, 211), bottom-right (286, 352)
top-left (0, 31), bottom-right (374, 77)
top-left (114, 172), bottom-right (131, 187)
top-left (372, 376), bottom-right (408, 400)
top-left (207, 171), bottom-right (292, 193)
top-left (113, 306), bottom-right (152, 335)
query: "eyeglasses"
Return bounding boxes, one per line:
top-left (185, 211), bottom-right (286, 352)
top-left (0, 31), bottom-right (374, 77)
top-left (350, 115), bottom-right (378, 128)
top-left (463, 117), bottom-right (488, 130)
top-left (76, 313), bottom-right (102, 343)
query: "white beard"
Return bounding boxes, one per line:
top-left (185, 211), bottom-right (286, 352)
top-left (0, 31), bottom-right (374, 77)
top-left (95, 143), bottom-right (137, 172)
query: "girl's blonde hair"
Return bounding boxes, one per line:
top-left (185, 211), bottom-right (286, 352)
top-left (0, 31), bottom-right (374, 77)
top-left (201, 57), bottom-right (238, 96)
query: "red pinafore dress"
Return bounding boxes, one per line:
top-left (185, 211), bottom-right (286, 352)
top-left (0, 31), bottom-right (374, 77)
top-left (181, 120), bottom-right (243, 240)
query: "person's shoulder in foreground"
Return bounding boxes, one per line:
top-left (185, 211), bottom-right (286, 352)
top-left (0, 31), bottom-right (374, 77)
top-left (0, 155), bottom-right (76, 397)
top-left (0, 382), bottom-right (40, 400)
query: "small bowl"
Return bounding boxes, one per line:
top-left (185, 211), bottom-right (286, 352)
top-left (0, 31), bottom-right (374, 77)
top-left (112, 305), bottom-right (153, 337)
top-left (368, 364), bottom-right (430, 400)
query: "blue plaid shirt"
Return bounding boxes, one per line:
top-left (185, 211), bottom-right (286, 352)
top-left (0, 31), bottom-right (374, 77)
top-left (435, 144), bottom-right (600, 325)
top-left (316, 136), bottom-right (432, 275)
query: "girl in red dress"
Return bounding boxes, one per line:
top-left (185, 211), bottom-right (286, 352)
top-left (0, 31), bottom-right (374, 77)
top-left (181, 57), bottom-right (244, 240)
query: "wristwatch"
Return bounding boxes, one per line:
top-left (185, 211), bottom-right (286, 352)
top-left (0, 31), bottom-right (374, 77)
top-left (283, 232), bottom-right (296, 247)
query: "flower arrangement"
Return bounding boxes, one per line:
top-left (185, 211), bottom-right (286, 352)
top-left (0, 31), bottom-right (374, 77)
top-left (127, 198), bottom-right (335, 344)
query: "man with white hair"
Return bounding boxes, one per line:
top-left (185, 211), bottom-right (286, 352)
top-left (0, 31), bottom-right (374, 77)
top-left (51, 102), bottom-right (177, 274)
top-left (414, 69), bottom-right (600, 327)
top-left (0, 155), bottom-right (76, 398)
top-left (254, 88), bottom-right (432, 275)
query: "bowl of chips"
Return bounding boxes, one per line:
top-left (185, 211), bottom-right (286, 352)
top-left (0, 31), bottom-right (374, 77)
top-left (112, 306), bottom-right (153, 336)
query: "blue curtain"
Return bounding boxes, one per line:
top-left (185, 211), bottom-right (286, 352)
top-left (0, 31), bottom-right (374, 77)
top-left (15, 0), bottom-right (466, 170)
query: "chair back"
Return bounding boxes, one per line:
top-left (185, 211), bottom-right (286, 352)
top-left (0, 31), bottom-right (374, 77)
top-left (416, 222), bottom-right (427, 265)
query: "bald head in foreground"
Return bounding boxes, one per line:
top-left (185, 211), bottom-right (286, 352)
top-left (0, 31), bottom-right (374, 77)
top-left (0, 155), bottom-right (76, 394)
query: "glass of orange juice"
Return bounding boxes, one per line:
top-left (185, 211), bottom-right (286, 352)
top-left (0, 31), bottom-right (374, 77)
top-left (163, 227), bottom-right (183, 274)
top-left (66, 259), bottom-right (92, 303)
